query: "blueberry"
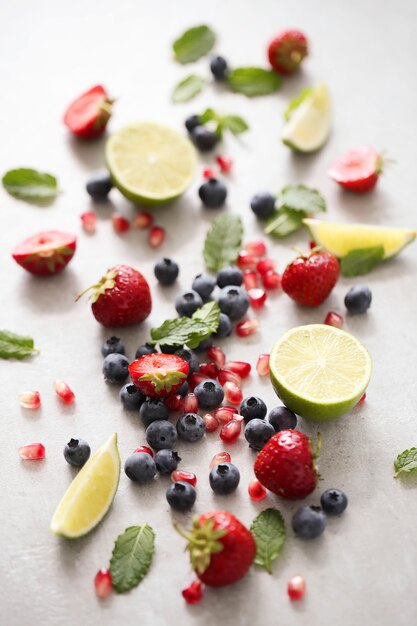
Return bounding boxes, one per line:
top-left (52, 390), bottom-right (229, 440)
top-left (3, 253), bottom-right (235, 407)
top-left (177, 380), bottom-right (189, 397)
top-left (217, 286), bottom-right (249, 321)
top-left (154, 449), bottom-right (181, 475)
top-left (216, 265), bottom-right (243, 288)
top-left (244, 419), bottom-right (275, 451)
top-left (176, 413), bottom-right (206, 442)
top-left (166, 481), bottom-right (196, 511)
top-left (192, 273), bottom-right (216, 301)
top-left (102, 353), bottom-right (130, 384)
top-left (344, 285), bottom-right (372, 314)
top-left (185, 114), bottom-right (201, 133)
top-left (292, 506), bottom-right (327, 540)
top-left (250, 192), bottom-right (276, 219)
top-left (209, 462), bottom-right (240, 494)
top-left (86, 170), bottom-right (113, 201)
top-left (159, 344), bottom-right (179, 354)
top-left (140, 398), bottom-right (169, 427)
top-left (101, 336), bottom-right (125, 357)
top-left (195, 337), bottom-right (213, 352)
top-left (135, 343), bottom-right (157, 359)
top-left (119, 384), bottom-right (146, 410)
top-left (213, 313), bottom-right (232, 339)
top-left (174, 348), bottom-right (199, 373)
top-left (199, 178), bottom-right (227, 208)
top-left (268, 406), bottom-right (297, 431)
top-left (175, 290), bottom-right (203, 317)
top-left (240, 396), bottom-right (267, 423)
top-left (146, 420), bottom-right (177, 450)
top-left (191, 126), bottom-right (218, 152)
top-left (124, 452), bottom-right (156, 483)
top-left (320, 488), bottom-right (348, 516)
top-left (63, 438), bottom-right (91, 468)
top-left (210, 55), bottom-right (229, 80)
top-left (194, 379), bottom-right (224, 409)
top-left (154, 258), bottom-right (179, 286)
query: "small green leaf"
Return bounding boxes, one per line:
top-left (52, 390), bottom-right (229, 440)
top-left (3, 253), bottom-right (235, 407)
top-left (394, 448), bottom-right (417, 478)
top-left (251, 508), bottom-right (286, 574)
top-left (340, 247), bottom-right (384, 277)
top-left (0, 330), bottom-right (39, 360)
top-left (227, 67), bottom-right (282, 97)
top-left (3, 168), bottom-right (59, 203)
top-left (109, 525), bottom-right (155, 593)
top-left (172, 74), bottom-right (205, 103)
top-left (203, 214), bottom-right (244, 272)
top-left (192, 300), bottom-right (221, 333)
top-left (264, 208), bottom-right (303, 237)
top-left (279, 184), bottom-right (326, 215)
top-left (199, 108), bottom-right (218, 124)
top-left (172, 25), bottom-right (215, 64)
top-left (283, 87), bottom-right (313, 121)
top-left (221, 115), bottom-right (249, 134)
top-left (150, 302), bottom-right (220, 349)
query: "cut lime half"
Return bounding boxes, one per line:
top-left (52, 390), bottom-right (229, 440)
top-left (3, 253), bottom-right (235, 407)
top-left (270, 324), bottom-right (372, 421)
top-left (282, 82), bottom-right (331, 152)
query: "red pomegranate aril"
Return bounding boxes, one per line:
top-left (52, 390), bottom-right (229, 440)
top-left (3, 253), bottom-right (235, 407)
top-left (188, 372), bottom-right (208, 392)
top-left (256, 258), bottom-right (275, 275)
top-left (288, 575), bottom-right (306, 600)
top-left (324, 311), bottom-right (344, 328)
top-left (243, 270), bottom-right (259, 291)
top-left (134, 445), bottom-right (154, 457)
top-left (218, 369), bottom-right (242, 388)
top-left (219, 419), bottom-right (242, 444)
top-left (112, 213), bottom-right (130, 234)
top-left (248, 288), bottom-right (267, 308)
top-left (245, 240), bottom-right (267, 257)
top-left (214, 405), bottom-right (236, 425)
top-left (199, 363), bottom-right (219, 379)
top-left (131, 210), bottom-right (153, 230)
top-left (248, 478), bottom-right (267, 501)
top-left (53, 380), bottom-right (76, 404)
top-left (203, 167), bottom-right (218, 179)
top-left (166, 394), bottom-right (184, 412)
top-left (236, 319), bottom-right (259, 337)
top-left (309, 240), bottom-right (316, 250)
top-left (262, 270), bottom-right (281, 290)
top-left (216, 155), bottom-right (233, 174)
top-left (237, 250), bottom-right (258, 270)
top-left (225, 360), bottom-right (251, 379)
top-left (94, 569), bottom-right (113, 599)
top-left (357, 392), bottom-right (367, 405)
top-left (182, 580), bottom-right (204, 604)
top-left (202, 413), bottom-right (219, 432)
top-left (19, 391), bottom-right (41, 409)
top-left (183, 393), bottom-right (199, 413)
top-left (171, 470), bottom-right (197, 487)
top-left (19, 443), bottom-right (45, 460)
top-left (256, 353), bottom-right (270, 377)
top-left (148, 225), bottom-right (165, 248)
top-left (80, 211), bottom-right (97, 233)
top-left (207, 345), bottom-right (226, 369)
top-left (223, 381), bottom-right (243, 405)
top-left (209, 451), bottom-right (231, 468)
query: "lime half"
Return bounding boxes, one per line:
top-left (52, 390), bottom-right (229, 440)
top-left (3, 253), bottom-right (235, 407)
top-left (282, 82), bottom-right (331, 152)
top-left (106, 122), bottom-right (196, 206)
top-left (50, 433), bottom-right (120, 538)
top-left (270, 325), bottom-right (372, 421)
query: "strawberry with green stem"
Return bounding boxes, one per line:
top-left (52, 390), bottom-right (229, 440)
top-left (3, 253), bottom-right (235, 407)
top-left (12, 230), bottom-right (77, 276)
top-left (129, 353), bottom-right (189, 398)
top-left (328, 146), bottom-right (389, 193)
top-left (63, 85), bottom-right (113, 140)
top-left (281, 247), bottom-right (339, 307)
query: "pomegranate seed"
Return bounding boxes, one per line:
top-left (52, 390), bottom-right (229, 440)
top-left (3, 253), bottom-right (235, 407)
top-left (288, 575), bottom-right (306, 600)
top-left (166, 394), bottom-right (184, 412)
top-left (216, 155), bottom-right (233, 173)
top-left (112, 213), bottom-right (130, 233)
top-left (223, 381), bottom-right (243, 405)
top-left (256, 354), bottom-right (270, 377)
top-left (53, 380), bottom-right (75, 404)
top-left (248, 288), bottom-right (267, 308)
top-left (188, 373), bottom-right (208, 392)
top-left (245, 240), bottom-right (267, 256)
top-left (131, 210), bottom-right (153, 229)
top-left (209, 451), bottom-right (231, 468)
top-left (225, 360), bottom-right (251, 379)
top-left (236, 319), bottom-right (259, 337)
top-left (324, 311), bottom-right (344, 328)
top-left (214, 406), bottom-right (237, 425)
top-left (184, 393), bottom-right (199, 413)
top-left (309, 240), bottom-right (316, 250)
top-left (242, 270), bottom-right (259, 291)
top-left (80, 211), bottom-right (97, 233)
top-left (218, 368), bottom-right (242, 387)
top-left (94, 569), bottom-right (113, 599)
top-left (198, 363), bottom-right (219, 379)
top-left (203, 167), bottom-right (218, 179)
top-left (148, 225), bottom-right (165, 248)
top-left (182, 580), bottom-right (204, 604)
top-left (133, 445), bottom-right (154, 457)
top-left (237, 250), bottom-right (258, 270)
top-left (171, 470), bottom-right (197, 487)
top-left (256, 258), bottom-right (275, 275)
top-left (19, 443), bottom-right (45, 460)
top-left (248, 478), bottom-right (267, 501)
top-left (207, 345), bottom-right (226, 369)
top-left (19, 391), bottom-right (41, 409)
top-left (220, 419), bottom-right (242, 444)
top-left (357, 392), bottom-right (367, 406)
top-left (262, 270), bottom-right (281, 290)
top-left (202, 413), bottom-right (219, 432)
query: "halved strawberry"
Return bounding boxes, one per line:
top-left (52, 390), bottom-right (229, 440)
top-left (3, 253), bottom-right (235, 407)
top-left (129, 353), bottom-right (189, 398)
top-left (328, 146), bottom-right (384, 193)
top-left (63, 85), bottom-right (113, 139)
top-left (268, 29), bottom-right (308, 75)
top-left (12, 230), bottom-right (76, 276)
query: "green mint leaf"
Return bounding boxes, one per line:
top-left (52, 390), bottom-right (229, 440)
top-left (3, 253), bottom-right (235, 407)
top-left (221, 115), bottom-right (249, 134)
top-left (150, 302), bottom-right (220, 349)
top-left (2, 168), bottom-right (59, 203)
top-left (264, 208), bottom-right (303, 238)
top-left (172, 25), bottom-right (215, 64)
top-left (109, 525), bottom-right (155, 593)
top-left (394, 448), bottom-right (417, 478)
top-left (0, 330), bottom-right (39, 360)
top-left (340, 246), bottom-right (384, 277)
top-left (251, 508), bottom-right (286, 574)
top-left (279, 184), bottom-right (326, 215)
top-left (172, 74), bottom-right (205, 103)
top-left (192, 301), bottom-right (221, 333)
top-left (283, 87), bottom-right (313, 121)
top-left (203, 214), bottom-right (244, 272)
top-left (227, 67), bottom-right (281, 97)
top-left (199, 108), bottom-right (219, 124)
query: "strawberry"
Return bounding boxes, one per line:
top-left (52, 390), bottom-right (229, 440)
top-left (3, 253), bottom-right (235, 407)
top-left (177, 511), bottom-right (256, 587)
top-left (12, 230), bottom-right (76, 276)
top-left (254, 430), bottom-right (319, 499)
top-left (129, 353), bottom-right (189, 398)
top-left (281, 248), bottom-right (339, 307)
top-left (328, 146), bottom-right (384, 193)
top-left (77, 264), bottom-right (151, 327)
top-left (63, 85), bottom-right (113, 139)
top-left (267, 29), bottom-right (308, 75)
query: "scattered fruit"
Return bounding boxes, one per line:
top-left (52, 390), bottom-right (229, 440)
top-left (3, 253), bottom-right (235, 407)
top-left (203, 167), bottom-right (218, 179)
top-left (177, 413), bottom-right (206, 442)
top-left (154, 449), bottom-right (181, 475)
top-left (12, 230), bottom-right (77, 276)
top-left (102, 336), bottom-right (125, 357)
top-left (225, 361), bottom-right (251, 379)
top-left (194, 379), bottom-right (224, 409)
top-left (64, 438), bottom-right (91, 468)
top-left (191, 126), bottom-right (218, 152)
top-left (131, 210), bottom-right (153, 229)
top-left (209, 462), bottom-right (240, 494)
top-left (210, 56), bottom-right (229, 80)
top-left (166, 481), bottom-right (197, 511)
top-left (146, 420), bottom-right (178, 451)
top-left (129, 353), bottom-right (189, 398)
top-left (63, 85), bottom-right (113, 139)
top-left (216, 265), bottom-right (243, 288)
top-left (80, 211), bottom-right (97, 233)
top-left (202, 413), bottom-right (219, 432)
top-left (19, 443), bottom-right (45, 460)
top-left (210, 451), bottom-right (231, 468)
top-left (148, 225), bottom-right (166, 248)
top-left (287, 575), bottom-right (306, 600)
top-left (248, 478), bottom-right (267, 501)
top-left (19, 391), bottom-right (41, 409)
top-left (257, 258), bottom-right (275, 274)
top-left (183, 392), bottom-right (199, 413)
top-left (199, 178), bottom-right (227, 207)
top-left (112, 213), bottom-right (130, 234)
top-left (320, 488), bottom-right (348, 515)
top-left (282, 82), bottom-right (331, 153)
top-left (192, 273), bottom-right (216, 301)
top-left (243, 269), bottom-right (258, 290)
top-left (324, 311), bottom-right (343, 328)
top-left (236, 319), bottom-right (259, 337)
top-left (236, 250), bottom-right (258, 270)
top-left (94, 569), bottom-right (113, 599)
top-left (218, 368), bottom-right (242, 388)
top-left (140, 398), bottom-right (169, 426)
top-left (223, 381), bottom-right (243, 405)
top-left (291, 505), bottom-right (326, 539)
top-left (268, 29), bottom-right (308, 75)
top-left (344, 285), bottom-right (372, 314)
top-left (182, 579), bottom-right (204, 604)
top-left (216, 154), bottom-right (232, 173)
top-left (245, 241), bottom-right (267, 257)
top-left (219, 419), bottom-right (242, 444)
top-left (250, 192), bottom-right (276, 219)
top-left (267, 406), bottom-right (297, 432)
top-left (281, 248), bottom-right (339, 307)
top-left (218, 286), bottom-right (249, 320)
top-left (175, 290), bottom-right (203, 317)
top-left (240, 396), bottom-right (267, 422)
top-left (328, 146), bottom-right (384, 193)
top-left (171, 470), bottom-right (197, 487)
top-left (134, 445), bottom-right (154, 457)
top-left (262, 270), bottom-right (281, 290)
top-left (120, 384), bottom-right (146, 410)
top-left (86, 170), bottom-right (113, 200)
top-left (53, 380), bottom-right (76, 404)
top-left (256, 353), bottom-right (270, 376)
top-left (154, 258), bottom-right (179, 286)
top-left (103, 353), bottom-right (130, 384)
top-left (214, 406), bottom-right (237, 424)
top-left (244, 419), bottom-right (275, 450)
top-left (248, 288), bottom-right (267, 308)
top-left (124, 451), bottom-right (157, 483)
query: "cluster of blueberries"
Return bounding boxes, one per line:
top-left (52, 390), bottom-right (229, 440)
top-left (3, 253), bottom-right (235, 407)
top-left (292, 489), bottom-right (348, 539)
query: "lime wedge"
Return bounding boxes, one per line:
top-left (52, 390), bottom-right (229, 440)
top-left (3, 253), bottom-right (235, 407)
top-left (304, 218), bottom-right (416, 259)
top-left (270, 324), bottom-right (372, 421)
top-left (106, 122), bottom-right (196, 206)
top-left (282, 82), bottom-right (331, 152)
top-left (50, 433), bottom-right (120, 538)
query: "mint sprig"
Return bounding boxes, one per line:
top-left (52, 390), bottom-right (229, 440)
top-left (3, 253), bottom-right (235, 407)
top-left (251, 508), bottom-right (286, 574)
top-left (340, 247), bottom-right (384, 276)
top-left (227, 67), bottom-right (282, 97)
top-left (283, 87), bottom-right (313, 121)
top-left (150, 301), bottom-right (220, 349)
top-left (3, 168), bottom-right (59, 204)
top-left (172, 74), bottom-right (205, 103)
top-left (198, 108), bottom-right (249, 139)
top-left (109, 525), bottom-right (155, 593)
top-left (0, 330), bottom-right (39, 360)
top-left (394, 448), bottom-right (417, 478)
top-left (203, 214), bottom-right (244, 272)
top-left (173, 25), bottom-right (215, 64)
top-left (265, 185), bottom-right (326, 238)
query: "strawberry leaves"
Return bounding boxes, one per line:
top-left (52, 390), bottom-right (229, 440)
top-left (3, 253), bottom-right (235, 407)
top-left (203, 214), bottom-right (244, 272)
top-left (139, 370), bottom-right (186, 394)
top-left (394, 448), bottom-right (417, 478)
top-left (173, 25), bottom-right (216, 64)
top-left (0, 330), bottom-right (39, 360)
top-left (150, 301), bottom-right (220, 349)
top-left (109, 525), bottom-right (155, 593)
top-left (3, 168), bottom-right (59, 204)
top-left (251, 508), bottom-right (286, 574)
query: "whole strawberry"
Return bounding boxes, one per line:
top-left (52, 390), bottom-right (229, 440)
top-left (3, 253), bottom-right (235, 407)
top-left (281, 248), bottom-right (339, 307)
top-left (129, 353), bottom-right (189, 398)
top-left (177, 511), bottom-right (256, 587)
top-left (328, 146), bottom-right (384, 193)
top-left (268, 29), bottom-right (308, 75)
top-left (254, 430), bottom-right (319, 499)
top-left (63, 85), bottom-right (113, 140)
top-left (12, 230), bottom-right (77, 276)
top-left (77, 264), bottom-right (151, 327)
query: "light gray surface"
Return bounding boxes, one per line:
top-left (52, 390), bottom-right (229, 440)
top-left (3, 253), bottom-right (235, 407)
top-left (1, 1), bottom-right (417, 625)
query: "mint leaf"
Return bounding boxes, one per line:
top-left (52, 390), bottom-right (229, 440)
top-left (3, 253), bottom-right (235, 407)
top-left (279, 184), bottom-right (326, 215)
top-left (109, 525), bottom-right (155, 593)
top-left (340, 247), bottom-right (384, 277)
top-left (264, 208), bottom-right (303, 237)
top-left (203, 214), bottom-right (244, 272)
top-left (221, 115), bottom-right (249, 134)
top-left (199, 108), bottom-right (218, 124)
top-left (3, 168), bottom-right (59, 203)
top-left (283, 87), bottom-right (313, 121)
top-left (0, 330), bottom-right (39, 360)
top-left (251, 508), bottom-right (286, 574)
top-left (192, 300), bottom-right (220, 333)
top-left (172, 74), bottom-right (205, 103)
top-left (173, 25), bottom-right (215, 64)
top-left (227, 67), bottom-right (281, 97)
top-left (394, 448), bottom-right (417, 478)
top-left (150, 302), bottom-right (220, 349)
